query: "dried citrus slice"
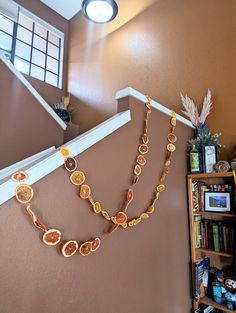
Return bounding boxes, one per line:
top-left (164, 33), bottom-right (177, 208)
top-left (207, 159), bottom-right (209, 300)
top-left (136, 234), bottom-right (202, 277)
top-left (167, 133), bottom-right (177, 143)
top-left (134, 217), bottom-right (142, 226)
top-left (80, 184), bottom-right (91, 199)
top-left (60, 147), bottom-right (70, 157)
top-left (156, 184), bottom-right (166, 192)
top-left (141, 213), bottom-right (149, 219)
top-left (70, 171), bottom-right (85, 186)
top-left (167, 143), bottom-right (176, 153)
top-left (93, 202), bottom-right (101, 214)
top-left (122, 223), bottom-right (128, 229)
top-left (136, 155), bottom-right (146, 166)
top-left (146, 206), bottom-right (155, 214)
top-left (64, 157), bottom-right (77, 172)
top-left (171, 117), bottom-right (176, 127)
top-left (145, 96), bottom-right (151, 109)
top-left (142, 134), bottom-right (149, 144)
top-left (127, 189), bottom-right (134, 203)
top-left (42, 229), bottom-right (61, 246)
top-left (134, 164), bottom-right (142, 176)
top-left (113, 212), bottom-right (127, 225)
top-left (16, 184), bottom-right (34, 204)
top-left (139, 144), bottom-right (149, 154)
top-left (91, 238), bottom-right (101, 252)
top-left (128, 219), bottom-right (135, 227)
top-left (79, 241), bottom-right (92, 256)
top-left (61, 240), bottom-right (78, 257)
top-left (11, 171), bottom-right (28, 182)
top-left (101, 210), bottom-right (110, 220)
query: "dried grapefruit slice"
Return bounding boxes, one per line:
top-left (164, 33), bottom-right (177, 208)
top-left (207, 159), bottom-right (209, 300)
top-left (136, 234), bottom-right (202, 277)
top-left (42, 229), bottom-right (61, 246)
top-left (136, 155), bottom-right (146, 166)
top-left (70, 171), bottom-right (85, 186)
top-left (141, 213), bottom-right (149, 219)
top-left (171, 117), bottom-right (176, 127)
top-left (11, 171), bottom-right (28, 182)
top-left (139, 144), bottom-right (149, 154)
top-left (64, 157), bottom-right (77, 172)
top-left (61, 240), bottom-right (78, 257)
top-left (93, 202), bottom-right (101, 214)
top-left (91, 238), bottom-right (101, 252)
top-left (80, 184), bottom-right (91, 199)
top-left (127, 189), bottom-right (134, 203)
top-left (16, 184), bottom-right (34, 204)
top-left (134, 164), bottom-right (142, 176)
top-left (113, 212), bottom-right (127, 225)
top-left (79, 241), bottom-right (92, 256)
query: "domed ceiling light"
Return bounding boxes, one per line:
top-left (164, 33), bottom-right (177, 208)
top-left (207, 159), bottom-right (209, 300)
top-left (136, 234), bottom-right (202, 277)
top-left (81, 0), bottom-right (118, 24)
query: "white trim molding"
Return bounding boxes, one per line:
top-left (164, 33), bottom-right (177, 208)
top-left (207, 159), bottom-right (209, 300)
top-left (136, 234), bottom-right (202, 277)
top-left (115, 87), bottom-right (194, 129)
top-left (0, 50), bottom-right (67, 130)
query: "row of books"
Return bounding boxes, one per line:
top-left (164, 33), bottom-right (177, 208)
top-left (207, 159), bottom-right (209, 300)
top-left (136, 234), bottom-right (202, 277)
top-left (192, 181), bottom-right (233, 212)
top-left (194, 216), bottom-right (234, 253)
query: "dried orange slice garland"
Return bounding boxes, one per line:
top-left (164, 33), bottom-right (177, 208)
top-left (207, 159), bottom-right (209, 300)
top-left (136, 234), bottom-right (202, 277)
top-left (13, 96), bottom-right (177, 258)
top-left (60, 98), bottom-right (177, 231)
top-left (13, 174), bottom-right (102, 258)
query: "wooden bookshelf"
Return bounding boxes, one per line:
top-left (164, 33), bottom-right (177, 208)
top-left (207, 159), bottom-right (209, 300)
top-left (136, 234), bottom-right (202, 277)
top-left (199, 296), bottom-right (236, 313)
top-left (187, 172), bottom-right (236, 312)
top-left (197, 248), bottom-right (233, 258)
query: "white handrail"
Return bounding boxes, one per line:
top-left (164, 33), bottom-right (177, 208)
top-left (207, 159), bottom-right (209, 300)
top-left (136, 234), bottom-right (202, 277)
top-left (115, 87), bottom-right (194, 128)
top-left (0, 50), bottom-right (67, 130)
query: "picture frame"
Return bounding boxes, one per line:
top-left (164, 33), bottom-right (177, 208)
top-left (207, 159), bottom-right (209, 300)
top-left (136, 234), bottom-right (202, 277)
top-left (202, 145), bottom-right (218, 173)
top-left (204, 191), bottom-right (232, 213)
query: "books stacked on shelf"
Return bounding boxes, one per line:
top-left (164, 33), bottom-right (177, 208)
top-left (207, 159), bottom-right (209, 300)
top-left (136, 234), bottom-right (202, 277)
top-left (194, 257), bottom-right (210, 300)
top-left (191, 181), bottom-right (234, 212)
top-left (194, 216), bottom-right (234, 253)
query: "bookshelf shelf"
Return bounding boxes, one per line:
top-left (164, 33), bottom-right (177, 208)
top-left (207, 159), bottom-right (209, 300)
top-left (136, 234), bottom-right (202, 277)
top-left (199, 296), bottom-right (236, 313)
top-left (193, 212), bottom-right (235, 219)
top-left (187, 172), bottom-right (236, 312)
top-left (188, 172), bottom-right (234, 179)
top-left (197, 248), bottom-right (233, 258)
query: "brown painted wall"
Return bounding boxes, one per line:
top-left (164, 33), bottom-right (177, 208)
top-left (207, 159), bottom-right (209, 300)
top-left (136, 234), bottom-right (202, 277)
top-left (0, 97), bottom-right (193, 313)
top-left (0, 60), bottom-right (64, 169)
top-left (15, 0), bottom-right (69, 102)
top-left (68, 0), bottom-right (236, 160)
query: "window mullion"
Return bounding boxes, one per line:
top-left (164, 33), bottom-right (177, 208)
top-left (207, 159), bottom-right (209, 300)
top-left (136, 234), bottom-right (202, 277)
top-left (44, 30), bottom-right (49, 82)
top-left (57, 38), bottom-right (61, 88)
top-left (10, 21), bottom-right (18, 64)
top-left (29, 22), bottom-right (35, 76)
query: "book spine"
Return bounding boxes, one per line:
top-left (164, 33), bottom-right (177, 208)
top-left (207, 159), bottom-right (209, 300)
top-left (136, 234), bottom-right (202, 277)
top-left (213, 223), bottom-right (220, 252)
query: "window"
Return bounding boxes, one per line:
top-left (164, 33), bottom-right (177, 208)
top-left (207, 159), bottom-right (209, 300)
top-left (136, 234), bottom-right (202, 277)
top-left (0, 11), bottom-right (64, 88)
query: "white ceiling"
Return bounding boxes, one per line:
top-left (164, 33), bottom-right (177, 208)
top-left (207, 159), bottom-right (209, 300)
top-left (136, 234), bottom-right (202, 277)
top-left (40, 0), bottom-right (83, 20)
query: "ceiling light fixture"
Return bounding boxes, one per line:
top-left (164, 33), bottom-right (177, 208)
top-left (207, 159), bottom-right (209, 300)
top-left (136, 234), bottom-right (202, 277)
top-left (81, 0), bottom-right (118, 24)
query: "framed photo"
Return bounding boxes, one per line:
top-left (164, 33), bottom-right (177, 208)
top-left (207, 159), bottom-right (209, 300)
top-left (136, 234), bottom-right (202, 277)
top-left (202, 145), bottom-right (218, 173)
top-left (204, 191), bottom-right (232, 212)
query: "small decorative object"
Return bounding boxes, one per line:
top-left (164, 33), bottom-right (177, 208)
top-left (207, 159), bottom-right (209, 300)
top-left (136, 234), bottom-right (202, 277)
top-left (202, 145), bottom-right (218, 173)
top-left (51, 94), bottom-right (74, 123)
top-left (190, 144), bottom-right (200, 173)
top-left (230, 146), bottom-right (236, 171)
top-left (212, 282), bottom-right (226, 305)
top-left (204, 191), bottom-right (232, 212)
top-left (214, 160), bottom-right (230, 173)
top-left (225, 279), bottom-right (236, 292)
top-left (225, 292), bottom-right (236, 310)
top-left (181, 89), bottom-right (224, 173)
